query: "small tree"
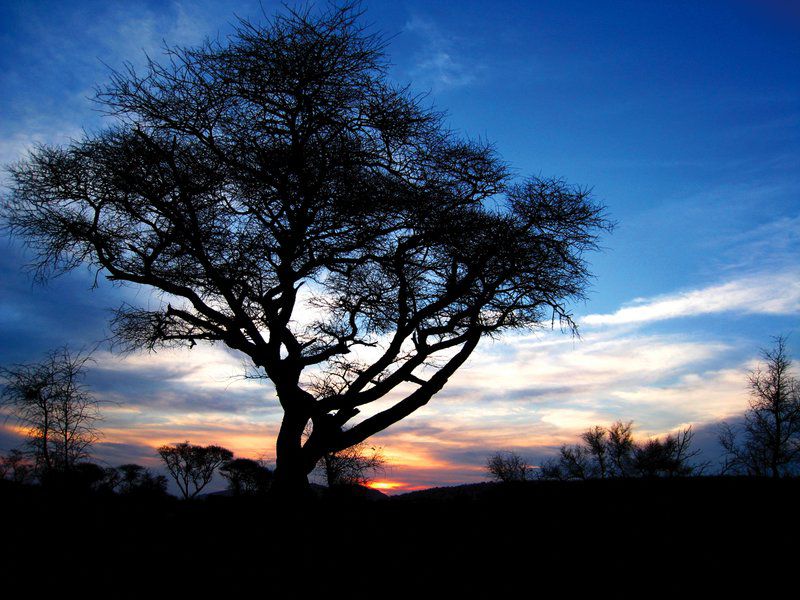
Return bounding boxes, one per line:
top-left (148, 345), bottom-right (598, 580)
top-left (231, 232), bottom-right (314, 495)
top-left (157, 442), bottom-right (233, 499)
top-left (318, 442), bottom-right (385, 487)
top-left (220, 458), bottom-right (273, 495)
top-left (0, 348), bottom-right (101, 475)
top-left (581, 426), bottom-right (610, 478)
top-left (486, 451), bottom-right (532, 483)
top-left (607, 421), bottom-right (635, 478)
top-left (719, 335), bottom-right (800, 477)
top-left (0, 449), bottom-right (34, 484)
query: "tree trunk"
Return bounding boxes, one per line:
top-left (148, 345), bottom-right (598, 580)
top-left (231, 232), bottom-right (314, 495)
top-left (271, 411), bottom-right (314, 500)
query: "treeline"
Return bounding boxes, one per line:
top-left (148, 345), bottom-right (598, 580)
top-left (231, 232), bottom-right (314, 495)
top-left (0, 440), bottom-right (275, 499)
top-left (541, 421), bottom-right (702, 480)
top-left (0, 435), bottom-right (384, 499)
top-left (486, 422), bottom-right (702, 482)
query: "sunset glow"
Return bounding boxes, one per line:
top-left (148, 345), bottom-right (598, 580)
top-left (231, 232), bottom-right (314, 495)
top-left (367, 481), bottom-right (430, 495)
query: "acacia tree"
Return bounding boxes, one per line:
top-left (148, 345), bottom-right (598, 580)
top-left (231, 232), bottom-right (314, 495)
top-left (0, 348), bottom-right (100, 475)
top-left (720, 336), bottom-right (800, 478)
top-left (2, 5), bottom-right (609, 495)
top-left (157, 441), bottom-right (233, 499)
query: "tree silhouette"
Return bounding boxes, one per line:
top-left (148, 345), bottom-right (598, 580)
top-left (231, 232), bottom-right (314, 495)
top-left (631, 427), bottom-right (701, 477)
top-left (0, 348), bottom-right (100, 476)
top-left (540, 421), bottom-right (702, 479)
top-left (2, 4), bottom-right (610, 495)
top-left (0, 449), bottom-right (33, 484)
top-left (486, 451), bottom-right (532, 482)
top-left (318, 441), bottom-right (385, 487)
top-left (157, 442), bottom-right (233, 499)
top-left (112, 463), bottom-right (169, 496)
top-left (220, 457), bottom-right (273, 495)
top-left (720, 335), bottom-right (800, 477)
top-left (607, 420), bottom-right (635, 477)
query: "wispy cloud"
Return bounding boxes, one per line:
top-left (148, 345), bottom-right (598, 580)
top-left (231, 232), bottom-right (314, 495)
top-left (404, 15), bottom-right (478, 92)
top-left (583, 270), bottom-right (800, 326)
top-left (715, 213), bottom-right (800, 273)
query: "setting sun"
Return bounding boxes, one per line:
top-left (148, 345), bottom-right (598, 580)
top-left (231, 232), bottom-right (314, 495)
top-left (367, 481), bottom-right (404, 492)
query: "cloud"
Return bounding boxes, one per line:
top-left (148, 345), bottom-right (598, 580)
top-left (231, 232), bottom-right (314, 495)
top-left (405, 15), bottom-right (478, 91)
top-left (716, 213), bottom-right (800, 273)
top-left (582, 270), bottom-right (800, 326)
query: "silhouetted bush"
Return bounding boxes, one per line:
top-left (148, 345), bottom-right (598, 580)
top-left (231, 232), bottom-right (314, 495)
top-left (486, 451), bottom-right (532, 482)
top-left (220, 458), bottom-right (273, 496)
top-left (111, 463), bottom-right (169, 497)
top-left (540, 421), bottom-right (703, 480)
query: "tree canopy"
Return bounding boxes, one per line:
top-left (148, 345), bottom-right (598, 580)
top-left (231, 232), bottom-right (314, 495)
top-left (2, 4), bottom-right (610, 493)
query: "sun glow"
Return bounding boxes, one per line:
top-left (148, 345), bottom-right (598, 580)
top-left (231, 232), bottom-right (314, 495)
top-left (368, 481), bottom-right (405, 491)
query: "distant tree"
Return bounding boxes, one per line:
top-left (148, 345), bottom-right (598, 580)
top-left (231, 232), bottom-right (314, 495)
top-left (100, 466), bottom-right (122, 492)
top-left (112, 463), bottom-right (168, 496)
top-left (556, 444), bottom-right (591, 480)
top-left (631, 427), bottom-right (702, 478)
top-left (220, 458), bottom-right (273, 495)
top-left (2, 3), bottom-right (610, 497)
top-left (157, 442), bottom-right (233, 499)
top-left (0, 449), bottom-right (33, 484)
top-left (540, 421), bottom-right (702, 480)
top-left (116, 463), bottom-right (146, 492)
top-left (607, 420), bottom-right (635, 478)
top-left (719, 336), bottom-right (800, 477)
top-left (71, 462), bottom-right (107, 489)
top-left (486, 451), bottom-right (532, 483)
top-left (0, 348), bottom-right (101, 475)
top-left (581, 425), bottom-right (610, 478)
top-left (318, 441), bottom-right (385, 487)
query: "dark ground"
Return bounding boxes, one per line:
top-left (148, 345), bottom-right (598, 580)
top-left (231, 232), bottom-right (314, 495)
top-left (1, 477), bottom-right (797, 597)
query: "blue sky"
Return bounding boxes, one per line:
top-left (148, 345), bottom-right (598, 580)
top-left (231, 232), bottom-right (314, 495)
top-left (0, 0), bottom-right (798, 492)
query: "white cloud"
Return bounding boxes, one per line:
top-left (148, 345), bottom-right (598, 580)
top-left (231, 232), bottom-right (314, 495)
top-left (582, 270), bottom-right (800, 326)
top-left (405, 15), bottom-right (477, 91)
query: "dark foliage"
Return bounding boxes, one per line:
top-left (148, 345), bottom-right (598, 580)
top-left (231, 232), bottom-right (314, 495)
top-left (0, 449), bottom-right (33, 484)
top-left (109, 463), bottom-right (169, 496)
top-left (220, 457), bottom-right (273, 496)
